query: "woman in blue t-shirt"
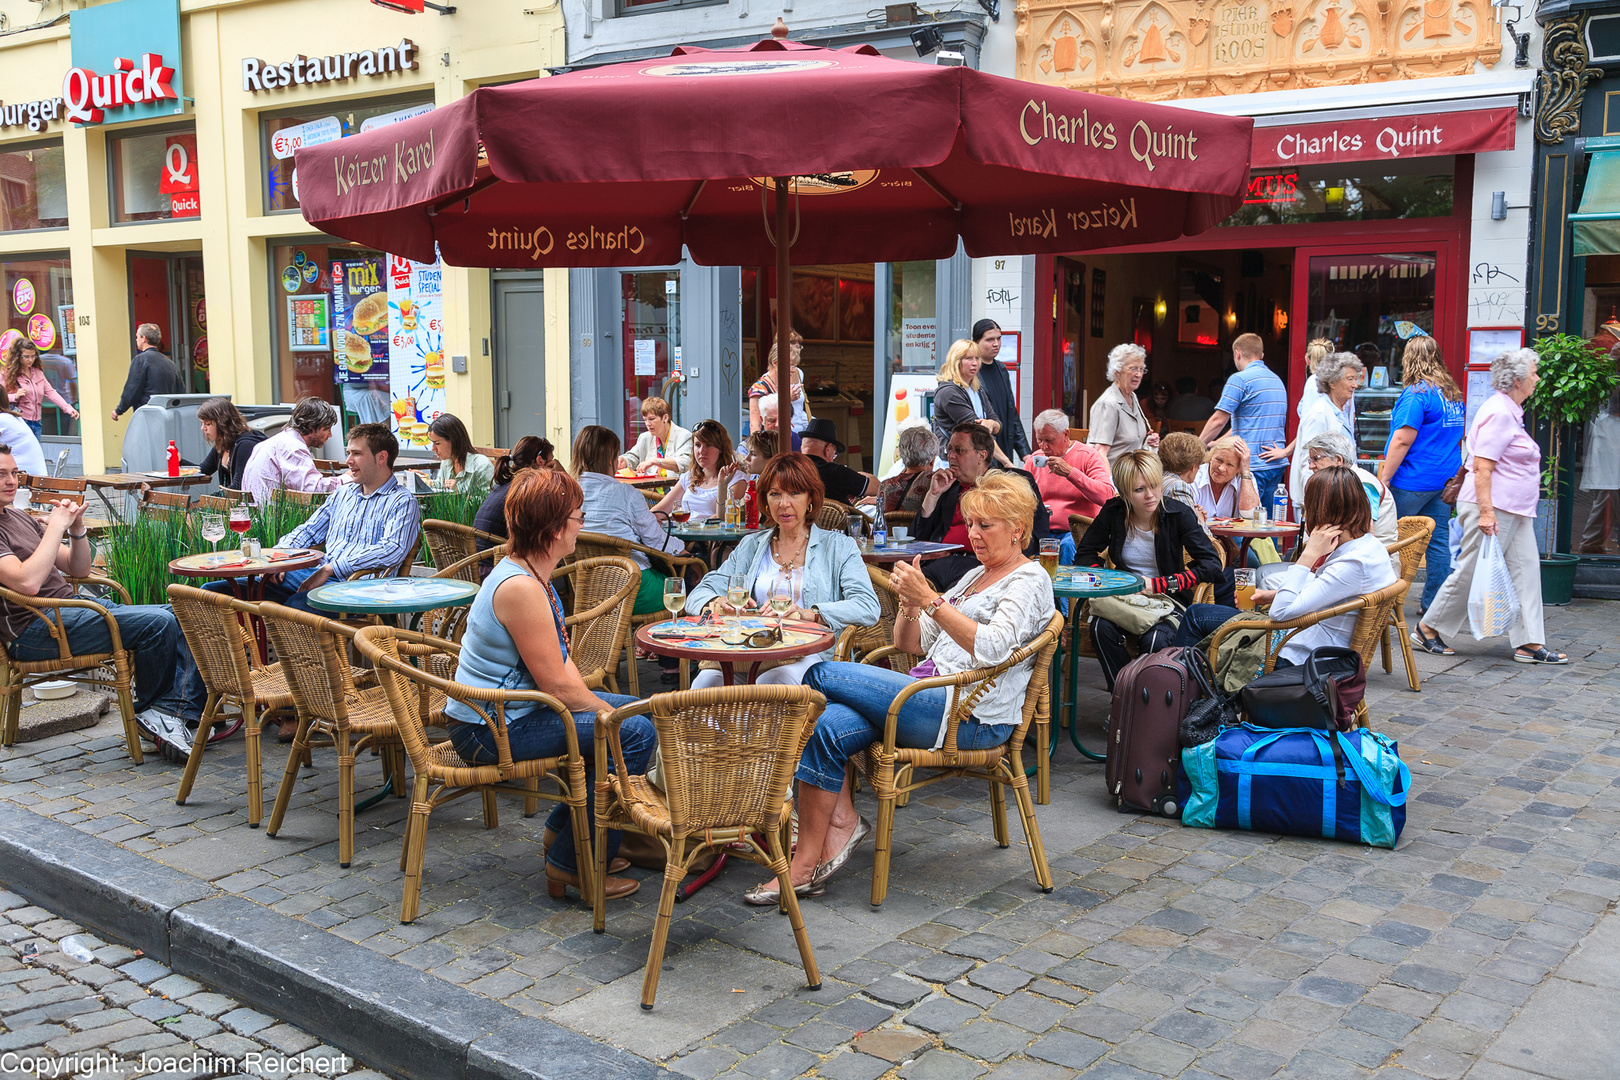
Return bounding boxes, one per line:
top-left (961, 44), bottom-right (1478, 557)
top-left (1377, 336), bottom-right (1466, 638)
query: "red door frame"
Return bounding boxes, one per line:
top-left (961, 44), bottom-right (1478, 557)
top-left (1032, 156), bottom-right (1474, 431)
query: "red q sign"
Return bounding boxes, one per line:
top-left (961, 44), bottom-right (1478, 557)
top-left (159, 134), bottom-right (198, 194)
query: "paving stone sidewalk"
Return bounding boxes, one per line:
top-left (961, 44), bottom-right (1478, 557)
top-left (0, 595), bottom-right (1618, 1079)
top-left (0, 891), bottom-right (391, 1079)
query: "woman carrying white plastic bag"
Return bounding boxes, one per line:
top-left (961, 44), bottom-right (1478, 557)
top-left (1418, 348), bottom-right (1568, 663)
top-left (1466, 534), bottom-right (1520, 639)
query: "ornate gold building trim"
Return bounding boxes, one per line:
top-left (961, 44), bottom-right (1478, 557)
top-left (1015, 0), bottom-right (1503, 100)
top-left (1535, 14), bottom-right (1602, 145)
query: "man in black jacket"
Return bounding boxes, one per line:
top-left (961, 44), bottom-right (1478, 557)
top-left (973, 319), bottom-right (1030, 465)
top-left (111, 323), bottom-right (185, 422)
top-left (914, 422), bottom-right (1049, 591)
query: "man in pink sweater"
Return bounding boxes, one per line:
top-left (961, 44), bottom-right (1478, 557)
top-left (1023, 408), bottom-right (1114, 535)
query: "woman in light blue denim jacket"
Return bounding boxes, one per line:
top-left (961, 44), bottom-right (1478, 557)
top-left (684, 454), bottom-right (879, 690)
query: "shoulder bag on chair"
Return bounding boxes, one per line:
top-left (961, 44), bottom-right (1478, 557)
top-left (1087, 592), bottom-right (1182, 637)
top-left (1239, 646), bottom-right (1365, 733)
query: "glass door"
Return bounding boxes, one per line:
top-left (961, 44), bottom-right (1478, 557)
top-left (621, 270), bottom-right (680, 437)
top-left (1298, 245), bottom-right (1450, 463)
top-left (1054, 258), bottom-right (1085, 424)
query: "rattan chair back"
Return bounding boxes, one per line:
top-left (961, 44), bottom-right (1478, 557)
top-left (260, 603), bottom-right (355, 728)
top-left (817, 500), bottom-right (856, 534)
top-left (839, 564), bottom-right (923, 670)
top-left (168, 585), bottom-right (261, 697)
top-left (423, 519), bottom-right (503, 580)
top-left (1391, 516), bottom-right (1433, 584)
top-left (553, 556), bottom-right (638, 689)
top-left (1348, 579), bottom-right (1414, 668)
top-left (885, 510), bottom-right (915, 532)
top-left (284, 489), bottom-right (328, 508)
top-left (1068, 513), bottom-right (1096, 553)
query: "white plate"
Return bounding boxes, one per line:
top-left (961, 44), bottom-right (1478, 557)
top-left (33, 681), bottom-right (75, 701)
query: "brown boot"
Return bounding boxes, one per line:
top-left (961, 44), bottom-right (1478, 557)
top-left (545, 863), bottom-right (639, 900)
top-left (541, 827), bottom-right (629, 874)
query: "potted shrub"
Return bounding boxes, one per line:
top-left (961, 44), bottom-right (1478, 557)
top-left (1528, 332), bottom-right (1620, 604)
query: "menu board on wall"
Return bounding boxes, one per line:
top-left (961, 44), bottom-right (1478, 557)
top-left (387, 253), bottom-right (445, 449)
top-left (329, 256), bottom-right (389, 384)
top-left (286, 295), bottom-right (331, 353)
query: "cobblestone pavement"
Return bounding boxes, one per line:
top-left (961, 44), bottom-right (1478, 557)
top-left (1, 595), bottom-right (1618, 1079)
top-left (0, 892), bottom-right (392, 1079)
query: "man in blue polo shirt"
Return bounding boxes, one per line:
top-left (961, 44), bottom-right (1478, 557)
top-left (1200, 333), bottom-right (1289, 505)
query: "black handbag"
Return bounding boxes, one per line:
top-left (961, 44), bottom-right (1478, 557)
top-left (1179, 648), bottom-right (1238, 747)
top-left (1239, 646), bottom-right (1366, 733)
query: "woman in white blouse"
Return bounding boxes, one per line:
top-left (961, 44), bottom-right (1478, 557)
top-left (651, 420), bottom-right (737, 523)
top-left (748, 472), bottom-right (1054, 904)
top-left (1088, 343), bottom-right (1161, 464)
top-left (1192, 435), bottom-right (1261, 521)
top-left (1288, 350), bottom-right (1364, 515)
top-left (1177, 465), bottom-right (1397, 663)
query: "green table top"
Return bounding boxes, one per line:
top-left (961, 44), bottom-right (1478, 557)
top-left (305, 577), bottom-right (480, 615)
top-left (1052, 568), bottom-right (1145, 599)
top-left (670, 525), bottom-right (760, 543)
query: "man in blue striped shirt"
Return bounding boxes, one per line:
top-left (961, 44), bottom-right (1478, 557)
top-left (1200, 333), bottom-right (1291, 503)
top-left (208, 423), bottom-right (420, 614)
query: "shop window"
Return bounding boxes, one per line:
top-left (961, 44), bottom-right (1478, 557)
top-left (269, 241), bottom-right (445, 448)
top-left (615, 0), bottom-right (723, 17)
top-left (0, 142), bottom-right (67, 232)
top-left (1, 255), bottom-right (78, 438)
top-left (261, 96), bottom-right (434, 214)
top-left (622, 271), bottom-right (680, 439)
top-left (110, 126), bottom-right (200, 224)
top-left (1223, 159), bottom-right (1454, 228)
top-left (890, 261), bottom-right (937, 373)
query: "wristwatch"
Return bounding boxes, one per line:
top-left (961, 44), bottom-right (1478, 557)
top-left (809, 605), bottom-right (823, 623)
top-left (925, 596), bottom-right (947, 618)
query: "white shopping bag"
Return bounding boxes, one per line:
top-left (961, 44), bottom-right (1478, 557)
top-left (1467, 534), bottom-right (1520, 639)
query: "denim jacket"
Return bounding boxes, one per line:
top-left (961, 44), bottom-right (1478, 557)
top-left (685, 525), bottom-right (880, 634)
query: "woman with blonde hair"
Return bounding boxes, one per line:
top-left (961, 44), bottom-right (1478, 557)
top-left (2, 338), bottom-right (78, 436)
top-left (1088, 343), bottom-right (1160, 464)
top-left (1192, 434), bottom-right (1261, 521)
top-left (1377, 333), bottom-right (1466, 625)
top-left (934, 339), bottom-right (1013, 467)
top-left (1075, 450), bottom-right (1223, 687)
top-left (619, 396), bottom-right (692, 475)
top-left (754, 470), bottom-right (1052, 904)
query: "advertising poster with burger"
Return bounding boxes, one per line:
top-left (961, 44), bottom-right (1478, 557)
top-left (329, 256), bottom-right (390, 386)
top-left (386, 254), bottom-right (445, 449)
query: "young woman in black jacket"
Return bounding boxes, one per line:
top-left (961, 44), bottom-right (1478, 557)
top-left (1075, 449), bottom-right (1224, 688)
top-left (196, 398), bottom-right (266, 491)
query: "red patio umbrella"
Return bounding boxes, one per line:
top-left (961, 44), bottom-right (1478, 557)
top-left (297, 22), bottom-right (1254, 414)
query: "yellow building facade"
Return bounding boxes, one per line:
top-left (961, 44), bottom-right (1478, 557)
top-left (0, 0), bottom-right (570, 473)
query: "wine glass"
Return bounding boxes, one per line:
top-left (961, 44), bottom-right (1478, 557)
top-left (663, 576), bottom-right (687, 621)
top-left (769, 574), bottom-right (793, 634)
top-left (200, 512), bottom-right (226, 554)
top-left (228, 505), bottom-right (251, 556)
top-left (726, 572), bottom-right (749, 615)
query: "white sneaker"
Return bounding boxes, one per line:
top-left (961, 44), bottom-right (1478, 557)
top-left (136, 710), bottom-right (193, 759)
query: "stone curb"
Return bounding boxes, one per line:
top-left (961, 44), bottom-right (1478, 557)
top-left (0, 803), bottom-right (675, 1080)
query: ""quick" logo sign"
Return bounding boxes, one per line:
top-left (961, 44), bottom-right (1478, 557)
top-left (61, 53), bottom-right (178, 125)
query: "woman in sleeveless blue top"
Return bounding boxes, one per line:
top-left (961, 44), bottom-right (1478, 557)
top-left (447, 469), bottom-right (654, 902)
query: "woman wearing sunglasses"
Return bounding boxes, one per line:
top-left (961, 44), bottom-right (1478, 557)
top-left (685, 453), bottom-right (879, 693)
top-left (748, 471), bottom-right (1054, 905)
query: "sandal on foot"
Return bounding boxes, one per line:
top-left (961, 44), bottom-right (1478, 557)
top-left (743, 878), bottom-right (824, 907)
top-left (1515, 646), bottom-right (1568, 664)
top-left (1410, 630), bottom-right (1455, 656)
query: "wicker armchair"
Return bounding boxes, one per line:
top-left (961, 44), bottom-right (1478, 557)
top-left (885, 510), bottom-right (916, 533)
top-left (834, 564), bottom-right (924, 673)
top-left (284, 489), bottom-right (329, 508)
top-left (573, 531), bottom-right (707, 695)
top-left (1385, 517), bottom-right (1436, 693)
top-left (422, 519), bottom-right (503, 580)
top-left (593, 685), bottom-right (825, 1009)
top-left (167, 585), bottom-right (295, 827)
top-left (343, 522), bottom-right (422, 581)
top-left (1204, 577), bottom-right (1415, 729)
top-left (817, 500), bottom-right (856, 534)
top-left (354, 624), bottom-right (595, 924)
top-left (854, 611), bottom-right (1064, 906)
top-left (0, 574), bottom-right (142, 761)
top-left (260, 603), bottom-right (408, 868)
top-left (552, 557), bottom-right (639, 693)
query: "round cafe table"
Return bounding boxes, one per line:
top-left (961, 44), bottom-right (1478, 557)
top-left (859, 539), bottom-right (963, 565)
top-left (669, 523), bottom-right (760, 568)
top-left (635, 616), bottom-right (834, 687)
top-left (169, 548), bottom-right (324, 663)
top-left (305, 577), bottom-right (481, 625)
top-left (1208, 518), bottom-right (1300, 567)
top-left (1046, 568), bottom-right (1146, 774)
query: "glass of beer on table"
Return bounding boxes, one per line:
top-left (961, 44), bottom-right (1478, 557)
top-left (1234, 568), bottom-right (1256, 610)
top-left (1039, 537), bottom-right (1061, 579)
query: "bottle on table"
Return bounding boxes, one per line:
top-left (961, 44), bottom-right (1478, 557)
top-left (873, 499), bottom-right (888, 549)
top-left (1271, 483), bottom-right (1289, 525)
top-left (166, 441), bottom-right (180, 478)
top-left (745, 478), bottom-right (759, 530)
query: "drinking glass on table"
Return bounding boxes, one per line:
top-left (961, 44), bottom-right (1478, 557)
top-left (200, 512), bottom-right (226, 553)
top-left (1234, 568), bottom-right (1257, 611)
top-left (727, 571), bottom-right (749, 613)
top-left (663, 576), bottom-right (687, 619)
top-left (1039, 537), bottom-right (1061, 579)
top-left (769, 573), bottom-right (794, 633)
top-left (229, 505), bottom-right (252, 556)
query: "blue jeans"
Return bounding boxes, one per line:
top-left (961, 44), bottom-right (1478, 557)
top-left (202, 567), bottom-right (320, 613)
top-left (798, 662), bottom-right (1008, 792)
top-left (23, 419), bottom-right (41, 437)
top-left (1252, 466), bottom-right (1287, 512)
top-left (1173, 604), bottom-right (1244, 648)
top-left (448, 692), bottom-right (654, 873)
top-left (1391, 486), bottom-right (1450, 613)
top-left (8, 603), bottom-right (207, 722)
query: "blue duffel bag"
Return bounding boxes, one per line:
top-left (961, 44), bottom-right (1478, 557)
top-left (1178, 724), bottom-right (1410, 848)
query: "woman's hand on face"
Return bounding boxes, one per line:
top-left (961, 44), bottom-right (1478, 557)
top-left (1478, 509), bottom-right (1498, 536)
top-left (928, 468), bottom-right (955, 497)
top-left (1301, 524), bottom-right (1344, 565)
top-left (890, 556), bottom-right (938, 608)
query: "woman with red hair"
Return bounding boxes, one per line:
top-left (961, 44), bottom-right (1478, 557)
top-left (445, 468), bottom-right (655, 903)
top-left (685, 453), bottom-right (879, 697)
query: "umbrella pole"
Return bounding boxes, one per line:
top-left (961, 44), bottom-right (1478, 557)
top-left (774, 175), bottom-right (791, 428)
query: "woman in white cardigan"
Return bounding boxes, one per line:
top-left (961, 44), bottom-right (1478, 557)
top-left (1289, 350), bottom-right (1364, 516)
top-left (618, 396), bottom-right (692, 474)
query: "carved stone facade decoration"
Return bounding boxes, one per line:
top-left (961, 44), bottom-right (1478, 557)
top-left (1535, 14), bottom-right (1602, 146)
top-left (1014, 0), bottom-right (1502, 100)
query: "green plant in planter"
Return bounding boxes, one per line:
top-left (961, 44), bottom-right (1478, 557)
top-left (247, 488), bottom-right (320, 549)
top-left (1528, 332), bottom-right (1620, 555)
top-left (104, 513), bottom-right (204, 607)
top-left (418, 484), bottom-right (489, 566)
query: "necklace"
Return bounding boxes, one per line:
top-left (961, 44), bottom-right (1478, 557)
top-left (771, 531), bottom-right (809, 571)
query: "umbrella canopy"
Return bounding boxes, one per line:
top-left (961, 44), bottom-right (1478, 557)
top-left (297, 27), bottom-right (1254, 413)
